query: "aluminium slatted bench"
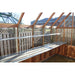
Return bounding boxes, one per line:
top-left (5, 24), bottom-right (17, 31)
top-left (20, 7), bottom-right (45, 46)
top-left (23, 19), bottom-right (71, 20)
top-left (0, 42), bottom-right (66, 62)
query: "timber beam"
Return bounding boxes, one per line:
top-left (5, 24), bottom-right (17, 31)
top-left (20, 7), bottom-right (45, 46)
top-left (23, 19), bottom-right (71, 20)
top-left (50, 12), bottom-right (64, 28)
top-left (57, 12), bottom-right (71, 28)
top-left (42, 12), bottom-right (55, 28)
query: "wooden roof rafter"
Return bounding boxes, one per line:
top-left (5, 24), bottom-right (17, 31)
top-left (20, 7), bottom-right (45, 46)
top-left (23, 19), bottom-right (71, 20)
top-left (42, 12), bottom-right (55, 28)
top-left (61, 13), bottom-right (74, 27)
top-left (72, 12), bottom-right (74, 27)
top-left (31, 12), bottom-right (43, 28)
top-left (56, 12), bottom-right (71, 28)
top-left (17, 12), bottom-right (25, 27)
top-left (31, 12), bottom-right (43, 48)
top-left (42, 12), bottom-right (55, 45)
top-left (16, 12), bottom-right (24, 53)
top-left (66, 12), bottom-right (74, 27)
top-left (0, 12), bottom-right (25, 28)
top-left (50, 12), bottom-right (64, 28)
top-left (62, 16), bottom-right (72, 27)
top-left (66, 20), bottom-right (72, 27)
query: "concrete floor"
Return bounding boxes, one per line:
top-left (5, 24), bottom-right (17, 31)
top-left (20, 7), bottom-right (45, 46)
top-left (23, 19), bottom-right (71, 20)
top-left (43, 54), bottom-right (75, 62)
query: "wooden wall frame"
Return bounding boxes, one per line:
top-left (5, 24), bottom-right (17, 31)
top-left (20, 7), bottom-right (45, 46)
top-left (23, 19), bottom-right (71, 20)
top-left (31, 12), bottom-right (43, 48)
top-left (42, 12), bottom-right (55, 45)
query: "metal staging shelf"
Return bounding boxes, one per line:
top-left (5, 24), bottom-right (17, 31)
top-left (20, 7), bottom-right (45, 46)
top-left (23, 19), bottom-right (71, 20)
top-left (0, 42), bottom-right (66, 62)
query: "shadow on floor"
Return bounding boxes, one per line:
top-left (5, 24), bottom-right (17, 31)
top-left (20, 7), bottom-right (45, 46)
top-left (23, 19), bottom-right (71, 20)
top-left (43, 54), bottom-right (75, 62)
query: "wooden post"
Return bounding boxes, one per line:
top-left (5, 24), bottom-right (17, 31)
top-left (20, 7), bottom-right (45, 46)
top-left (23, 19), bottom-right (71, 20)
top-left (50, 13), bottom-right (64, 43)
top-left (16, 28), bottom-right (19, 53)
top-left (42, 28), bottom-right (45, 45)
top-left (50, 28), bottom-right (52, 43)
top-left (32, 12), bottom-right (43, 48)
top-left (71, 13), bottom-right (74, 45)
top-left (32, 27), bottom-right (34, 48)
top-left (17, 13), bottom-right (25, 26)
top-left (67, 27), bottom-right (69, 45)
top-left (17, 12), bottom-right (24, 53)
top-left (56, 28), bottom-right (58, 42)
top-left (42, 12), bottom-right (55, 45)
top-left (63, 19), bottom-right (65, 42)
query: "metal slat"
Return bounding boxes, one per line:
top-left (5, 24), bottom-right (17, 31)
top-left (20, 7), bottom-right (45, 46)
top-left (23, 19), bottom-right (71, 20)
top-left (10, 34), bottom-right (13, 54)
top-left (7, 33), bottom-right (10, 55)
top-left (20, 33), bottom-right (22, 52)
top-left (26, 32), bottom-right (28, 50)
top-left (25, 32), bottom-right (27, 51)
top-left (30, 32), bottom-right (32, 47)
top-left (27, 32), bottom-right (29, 50)
top-left (28, 32), bottom-right (30, 49)
top-left (0, 34), bottom-right (4, 56)
top-left (19, 32), bottom-right (21, 52)
top-left (3, 34), bottom-right (7, 56)
top-left (0, 33), bottom-right (61, 41)
top-left (21, 33), bottom-right (23, 51)
top-left (24, 32), bottom-right (26, 50)
top-left (23, 33), bottom-right (25, 50)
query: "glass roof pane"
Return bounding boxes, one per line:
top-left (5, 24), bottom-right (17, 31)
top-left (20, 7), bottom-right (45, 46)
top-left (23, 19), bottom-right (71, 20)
top-left (0, 17), bottom-right (4, 23)
top-left (0, 12), bottom-right (22, 24)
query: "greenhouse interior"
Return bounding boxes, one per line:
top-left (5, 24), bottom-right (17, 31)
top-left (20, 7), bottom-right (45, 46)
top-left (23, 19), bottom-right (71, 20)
top-left (0, 12), bottom-right (75, 62)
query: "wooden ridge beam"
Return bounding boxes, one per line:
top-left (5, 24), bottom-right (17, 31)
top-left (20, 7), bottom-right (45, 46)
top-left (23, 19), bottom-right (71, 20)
top-left (57, 12), bottom-right (71, 28)
top-left (50, 12), bottom-right (64, 28)
top-left (42, 12), bottom-right (55, 28)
